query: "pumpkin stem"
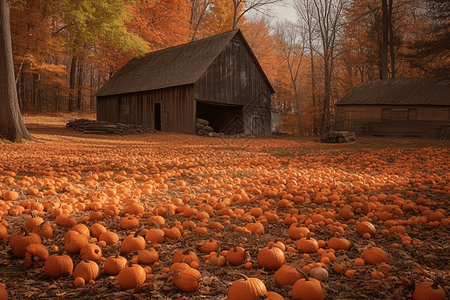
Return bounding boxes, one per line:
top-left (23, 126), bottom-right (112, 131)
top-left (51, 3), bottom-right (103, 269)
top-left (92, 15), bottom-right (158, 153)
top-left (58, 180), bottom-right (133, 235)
top-left (83, 259), bottom-right (90, 263)
top-left (128, 261), bottom-right (133, 268)
top-left (254, 294), bottom-right (268, 300)
top-left (30, 208), bottom-right (36, 218)
top-left (297, 268), bottom-right (310, 281)
top-left (134, 225), bottom-right (144, 237)
top-left (431, 277), bottom-right (442, 289)
top-left (306, 232), bottom-right (311, 240)
top-left (152, 221), bottom-right (160, 229)
top-left (182, 249), bottom-right (192, 255)
top-left (228, 272), bottom-right (249, 281)
top-left (19, 225), bottom-right (30, 236)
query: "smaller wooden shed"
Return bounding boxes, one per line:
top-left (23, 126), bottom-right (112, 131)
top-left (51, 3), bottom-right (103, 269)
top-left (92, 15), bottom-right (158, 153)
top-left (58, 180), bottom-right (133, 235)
top-left (94, 29), bottom-right (275, 136)
top-left (335, 78), bottom-right (450, 138)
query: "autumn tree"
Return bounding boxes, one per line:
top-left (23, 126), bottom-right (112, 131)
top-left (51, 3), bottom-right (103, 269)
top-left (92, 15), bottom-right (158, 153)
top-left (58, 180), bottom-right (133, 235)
top-left (125, 0), bottom-right (192, 50)
top-left (274, 21), bottom-right (307, 136)
top-left (405, 0), bottom-right (450, 76)
top-left (0, 0), bottom-right (32, 141)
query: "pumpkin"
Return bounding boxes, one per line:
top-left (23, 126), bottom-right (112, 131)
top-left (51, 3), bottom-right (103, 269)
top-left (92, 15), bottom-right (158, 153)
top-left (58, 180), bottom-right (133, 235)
top-left (287, 223), bottom-right (310, 239)
top-left (360, 247), bottom-right (389, 264)
top-left (327, 237), bottom-right (352, 251)
top-left (257, 244), bottom-right (285, 270)
top-left (309, 267), bottom-right (329, 281)
top-left (119, 216), bottom-right (140, 230)
top-left (291, 269), bottom-right (324, 300)
top-left (296, 232), bottom-right (319, 253)
top-left (71, 223), bottom-right (90, 238)
top-left (209, 251), bottom-right (226, 267)
top-left (118, 262), bottom-right (146, 290)
top-left (196, 239), bottom-right (219, 253)
top-left (172, 267), bottom-right (202, 292)
top-left (74, 277), bottom-right (85, 287)
top-left (121, 227), bottom-right (146, 255)
top-left (80, 244), bottom-right (102, 261)
top-left (104, 252), bottom-right (127, 275)
top-left (266, 240), bottom-right (286, 252)
top-left (225, 246), bottom-right (246, 266)
top-left (0, 225), bottom-right (7, 241)
top-left (228, 273), bottom-right (267, 300)
top-left (138, 247), bottom-right (159, 265)
top-left (31, 222), bottom-right (53, 239)
top-left (274, 265), bottom-right (301, 286)
top-left (172, 249), bottom-right (199, 265)
top-left (0, 283), bottom-right (7, 300)
top-left (355, 221), bottom-right (376, 237)
top-left (24, 209), bottom-right (44, 231)
top-left (413, 277), bottom-right (446, 300)
top-left (23, 244), bottom-right (49, 268)
top-left (89, 223), bottom-right (107, 239)
top-left (64, 231), bottom-right (89, 254)
top-left (254, 292), bottom-right (284, 300)
top-left (73, 259), bottom-right (100, 282)
top-left (98, 231), bottom-right (119, 245)
top-left (145, 222), bottom-right (165, 243)
top-left (10, 226), bottom-right (41, 258)
top-left (44, 250), bottom-right (74, 278)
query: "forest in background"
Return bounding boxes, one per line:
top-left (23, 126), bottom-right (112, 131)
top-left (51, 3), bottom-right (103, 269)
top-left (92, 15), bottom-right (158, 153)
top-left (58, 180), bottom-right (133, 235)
top-left (10, 0), bottom-right (450, 135)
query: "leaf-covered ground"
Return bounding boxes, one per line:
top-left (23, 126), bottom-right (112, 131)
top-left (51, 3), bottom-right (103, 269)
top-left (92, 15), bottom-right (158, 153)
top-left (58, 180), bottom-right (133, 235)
top-left (0, 112), bottom-right (449, 299)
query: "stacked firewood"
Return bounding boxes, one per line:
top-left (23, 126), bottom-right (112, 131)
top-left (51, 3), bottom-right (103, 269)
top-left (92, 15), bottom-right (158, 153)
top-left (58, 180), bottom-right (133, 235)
top-left (321, 131), bottom-right (356, 143)
top-left (195, 118), bottom-right (218, 137)
top-left (66, 119), bottom-right (156, 135)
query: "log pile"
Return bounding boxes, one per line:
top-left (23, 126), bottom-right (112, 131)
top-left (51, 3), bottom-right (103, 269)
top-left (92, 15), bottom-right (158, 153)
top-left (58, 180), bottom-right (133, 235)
top-left (195, 118), bottom-right (218, 137)
top-left (66, 119), bottom-right (156, 135)
top-left (321, 131), bottom-right (356, 143)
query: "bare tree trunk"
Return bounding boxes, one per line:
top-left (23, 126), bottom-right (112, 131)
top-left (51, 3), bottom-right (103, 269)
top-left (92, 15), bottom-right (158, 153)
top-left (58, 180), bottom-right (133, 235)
top-left (388, 0), bottom-right (395, 78)
top-left (68, 54), bottom-right (77, 112)
top-left (77, 59), bottom-right (83, 110)
top-left (381, 0), bottom-right (389, 80)
top-left (0, 0), bottom-right (32, 141)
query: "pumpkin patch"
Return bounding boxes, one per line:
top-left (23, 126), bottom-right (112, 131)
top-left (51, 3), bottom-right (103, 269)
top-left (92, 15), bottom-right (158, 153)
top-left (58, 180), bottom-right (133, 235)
top-left (0, 115), bottom-right (449, 299)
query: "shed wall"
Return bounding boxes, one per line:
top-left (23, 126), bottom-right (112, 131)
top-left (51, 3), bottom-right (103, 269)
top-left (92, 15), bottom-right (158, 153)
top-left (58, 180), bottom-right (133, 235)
top-left (335, 105), bottom-right (450, 138)
top-left (194, 35), bottom-right (272, 136)
top-left (97, 85), bottom-right (195, 134)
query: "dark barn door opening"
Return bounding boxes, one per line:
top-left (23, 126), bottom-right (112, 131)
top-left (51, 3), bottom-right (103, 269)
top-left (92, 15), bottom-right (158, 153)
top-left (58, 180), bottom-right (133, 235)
top-left (154, 102), bottom-right (161, 131)
top-left (197, 101), bottom-right (244, 134)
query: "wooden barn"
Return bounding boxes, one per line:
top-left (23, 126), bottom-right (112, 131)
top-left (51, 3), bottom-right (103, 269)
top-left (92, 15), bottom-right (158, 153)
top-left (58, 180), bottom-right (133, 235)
top-left (94, 29), bottom-right (275, 136)
top-left (334, 78), bottom-right (450, 138)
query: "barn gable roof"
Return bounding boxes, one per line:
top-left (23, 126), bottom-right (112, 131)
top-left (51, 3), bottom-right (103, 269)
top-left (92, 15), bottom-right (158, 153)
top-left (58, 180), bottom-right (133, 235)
top-left (337, 78), bottom-right (450, 106)
top-left (95, 29), bottom-right (274, 97)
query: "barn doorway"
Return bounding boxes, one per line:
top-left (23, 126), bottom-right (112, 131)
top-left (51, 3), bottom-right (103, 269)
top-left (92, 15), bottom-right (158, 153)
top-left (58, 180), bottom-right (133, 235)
top-left (196, 101), bottom-right (244, 134)
top-left (154, 102), bottom-right (161, 131)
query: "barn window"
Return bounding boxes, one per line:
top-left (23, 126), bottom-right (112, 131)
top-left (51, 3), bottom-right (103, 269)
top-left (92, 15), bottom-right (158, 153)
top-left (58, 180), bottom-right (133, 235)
top-left (381, 108), bottom-right (391, 120)
top-left (408, 109), bottom-right (418, 120)
top-left (231, 40), bottom-right (240, 54)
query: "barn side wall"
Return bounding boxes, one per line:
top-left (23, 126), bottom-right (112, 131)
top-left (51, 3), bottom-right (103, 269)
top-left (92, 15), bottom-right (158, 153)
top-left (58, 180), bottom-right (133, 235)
top-left (97, 85), bottom-right (195, 134)
top-left (335, 105), bottom-right (450, 138)
top-left (194, 34), bottom-right (272, 136)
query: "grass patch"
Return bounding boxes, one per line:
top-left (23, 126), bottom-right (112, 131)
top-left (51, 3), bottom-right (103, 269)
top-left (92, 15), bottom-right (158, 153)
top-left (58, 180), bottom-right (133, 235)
top-left (267, 147), bottom-right (294, 158)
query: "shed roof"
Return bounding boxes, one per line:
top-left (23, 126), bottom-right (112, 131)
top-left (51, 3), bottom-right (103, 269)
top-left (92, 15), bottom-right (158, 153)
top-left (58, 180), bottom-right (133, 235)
top-left (337, 78), bottom-right (450, 106)
top-left (95, 29), bottom-right (274, 97)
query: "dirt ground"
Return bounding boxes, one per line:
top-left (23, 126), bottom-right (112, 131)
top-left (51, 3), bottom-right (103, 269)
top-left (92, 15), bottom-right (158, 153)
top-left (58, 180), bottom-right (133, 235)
top-left (0, 113), bottom-right (449, 299)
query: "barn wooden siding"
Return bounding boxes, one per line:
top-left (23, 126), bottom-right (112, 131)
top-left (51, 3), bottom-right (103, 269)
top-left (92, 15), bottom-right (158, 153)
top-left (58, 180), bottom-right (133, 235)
top-left (335, 105), bottom-right (450, 138)
top-left (194, 35), bottom-right (272, 136)
top-left (97, 85), bottom-right (195, 134)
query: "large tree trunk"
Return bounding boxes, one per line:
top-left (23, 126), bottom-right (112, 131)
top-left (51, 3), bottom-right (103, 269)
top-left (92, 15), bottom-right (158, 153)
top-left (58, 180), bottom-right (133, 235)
top-left (77, 59), bottom-right (83, 110)
top-left (68, 55), bottom-right (77, 112)
top-left (381, 0), bottom-right (389, 80)
top-left (0, 0), bottom-right (32, 142)
top-left (388, 0), bottom-right (395, 78)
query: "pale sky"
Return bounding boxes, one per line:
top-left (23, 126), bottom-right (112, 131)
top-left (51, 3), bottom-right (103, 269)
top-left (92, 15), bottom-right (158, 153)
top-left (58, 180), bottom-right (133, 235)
top-left (247, 0), bottom-right (298, 24)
